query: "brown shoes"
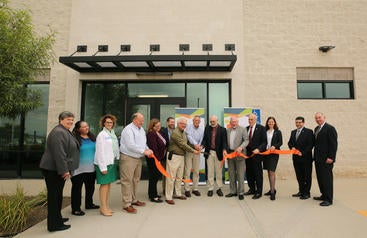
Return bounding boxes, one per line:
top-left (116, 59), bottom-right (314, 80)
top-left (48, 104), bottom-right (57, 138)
top-left (165, 200), bottom-right (175, 205)
top-left (132, 201), bottom-right (146, 207)
top-left (174, 195), bottom-right (187, 200)
top-left (184, 191), bottom-right (191, 197)
top-left (123, 206), bottom-right (137, 214)
top-left (192, 190), bottom-right (201, 196)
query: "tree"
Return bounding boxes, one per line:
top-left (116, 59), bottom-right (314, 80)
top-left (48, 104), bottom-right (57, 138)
top-left (0, 0), bottom-right (55, 119)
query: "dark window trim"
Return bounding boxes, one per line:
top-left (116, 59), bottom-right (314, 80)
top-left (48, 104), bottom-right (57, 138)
top-left (297, 80), bottom-right (354, 100)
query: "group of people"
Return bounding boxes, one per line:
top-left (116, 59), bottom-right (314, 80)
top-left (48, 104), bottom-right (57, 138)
top-left (39, 110), bottom-right (337, 232)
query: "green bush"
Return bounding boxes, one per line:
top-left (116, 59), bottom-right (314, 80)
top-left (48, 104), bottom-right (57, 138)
top-left (0, 185), bottom-right (30, 235)
top-left (0, 185), bottom-right (47, 236)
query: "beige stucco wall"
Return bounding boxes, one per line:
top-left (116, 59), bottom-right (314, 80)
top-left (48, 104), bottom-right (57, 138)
top-left (242, 0), bottom-right (367, 177)
top-left (10, 0), bottom-right (367, 177)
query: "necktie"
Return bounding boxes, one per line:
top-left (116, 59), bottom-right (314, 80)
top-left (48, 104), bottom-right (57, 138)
top-left (296, 129), bottom-right (301, 140)
top-left (249, 126), bottom-right (253, 142)
top-left (315, 126), bottom-right (321, 138)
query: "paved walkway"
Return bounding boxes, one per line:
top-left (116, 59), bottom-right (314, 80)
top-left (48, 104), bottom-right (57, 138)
top-left (1, 178), bottom-right (367, 238)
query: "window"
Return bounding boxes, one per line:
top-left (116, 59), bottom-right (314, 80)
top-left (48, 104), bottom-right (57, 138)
top-left (297, 81), bottom-right (354, 99)
top-left (296, 67), bottom-right (354, 99)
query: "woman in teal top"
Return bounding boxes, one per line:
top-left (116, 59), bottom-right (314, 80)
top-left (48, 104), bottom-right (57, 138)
top-left (71, 121), bottom-right (100, 216)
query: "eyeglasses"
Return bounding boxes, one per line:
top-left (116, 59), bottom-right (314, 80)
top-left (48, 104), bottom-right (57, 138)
top-left (105, 121), bottom-right (113, 124)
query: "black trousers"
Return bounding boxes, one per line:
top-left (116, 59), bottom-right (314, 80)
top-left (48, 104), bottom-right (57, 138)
top-left (146, 157), bottom-right (161, 199)
top-left (315, 161), bottom-right (334, 203)
top-left (293, 159), bottom-right (313, 195)
top-left (245, 155), bottom-right (263, 194)
top-left (71, 172), bottom-right (96, 211)
top-left (42, 169), bottom-right (65, 231)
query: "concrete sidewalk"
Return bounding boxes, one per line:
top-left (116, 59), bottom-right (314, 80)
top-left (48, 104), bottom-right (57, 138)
top-left (1, 178), bottom-right (367, 238)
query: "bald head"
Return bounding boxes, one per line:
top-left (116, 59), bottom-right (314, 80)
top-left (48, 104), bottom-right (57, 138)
top-left (230, 116), bottom-right (239, 128)
top-left (209, 115), bottom-right (218, 127)
top-left (132, 112), bottom-right (144, 128)
top-left (314, 112), bottom-right (326, 126)
top-left (248, 113), bottom-right (257, 126)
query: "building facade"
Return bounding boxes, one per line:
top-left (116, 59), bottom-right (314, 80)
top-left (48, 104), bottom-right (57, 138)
top-left (1, 0), bottom-right (367, 178)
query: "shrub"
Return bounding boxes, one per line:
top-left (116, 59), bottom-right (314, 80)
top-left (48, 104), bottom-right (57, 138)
top-left (0, 185), bottom-right (30, 235)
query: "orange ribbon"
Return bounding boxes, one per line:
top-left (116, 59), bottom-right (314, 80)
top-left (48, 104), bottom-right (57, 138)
top-left (221, 149), bottom-right (301, 165)
top-left (148, 154), bottom-right (192, 183)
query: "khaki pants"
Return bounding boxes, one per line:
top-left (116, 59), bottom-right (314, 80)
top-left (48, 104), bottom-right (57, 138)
top-left (207, 150), bottom-right (223, 191)
top-left (165, 154), bottom-right (184, 200)
top-left (184, 152), bottom-right (200, 191)
top-left (119, 154), bottom-right (142, 208)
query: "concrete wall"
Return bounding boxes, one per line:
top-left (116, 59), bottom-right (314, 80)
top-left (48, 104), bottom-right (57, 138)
top-left (10, 0), bottom-right (367, 177)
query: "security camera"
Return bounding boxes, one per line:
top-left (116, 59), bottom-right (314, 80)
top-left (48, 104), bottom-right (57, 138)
top-left (319, 46), bottom-right (335, 53)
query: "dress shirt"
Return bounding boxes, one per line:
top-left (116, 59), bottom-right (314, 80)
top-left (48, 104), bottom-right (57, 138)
top-left (186, 124), bottom-right (204, 146)
top-left (120, 122), bottom-right (149, 158)
top-left (229, 128), bottom-right (237, 150)
top-left (266, 130), bottom-right (274, 149)
top-left (210, 126), bottom-right (218, 150)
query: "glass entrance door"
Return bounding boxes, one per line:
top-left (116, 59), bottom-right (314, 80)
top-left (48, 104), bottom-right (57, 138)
top-left (126, 98), bottom-right (186, 124)
top-left (126, 97), bottom-right (185, 179)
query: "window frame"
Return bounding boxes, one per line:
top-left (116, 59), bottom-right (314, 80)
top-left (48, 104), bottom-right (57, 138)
top-left (297, 80), bottom-right (354, 99)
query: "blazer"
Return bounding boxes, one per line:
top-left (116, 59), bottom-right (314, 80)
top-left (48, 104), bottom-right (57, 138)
top-left (202, 125), bottom-right (228, 161)
top-left (266, 129), bottom-right (283, 159)
top-left (313, 123), bottom-right (338, 163)
top-left (40, 124), bottom-right (80, 175)
top-left (246, 124), bottom-right (267, 156)
top-left (226, 126), bottom-right (249, 154)
top-left (287, 127), bottom-right (314, 161)
top-left (160, 127), bottom-right (171, 148)
top-left (146, 130), bottom-right (166, 161)
top-left (94, 130), bottom-right (116, 171)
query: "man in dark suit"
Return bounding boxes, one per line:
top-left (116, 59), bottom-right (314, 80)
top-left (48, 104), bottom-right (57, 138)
top-left (160, 117), bottom-right (175, 193)
top-left (288, 116), bottom-right (314, 200)
top-left (245, 113), bottom-right (267, 199)
top-left (202, 115), bottom-right (227, 197)
top-left (313, 112), bottom-right (338, 206)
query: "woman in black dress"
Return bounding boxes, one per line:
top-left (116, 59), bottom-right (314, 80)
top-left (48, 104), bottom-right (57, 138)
top-left (263, 116), bottom-right (282, 201)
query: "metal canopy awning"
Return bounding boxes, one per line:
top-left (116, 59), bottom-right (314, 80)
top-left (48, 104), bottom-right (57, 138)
top-left (59, 54), bottom-right (237, 73)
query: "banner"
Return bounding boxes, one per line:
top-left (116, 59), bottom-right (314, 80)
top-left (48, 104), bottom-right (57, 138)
top-left (175, 108), bottom-right (206, 184)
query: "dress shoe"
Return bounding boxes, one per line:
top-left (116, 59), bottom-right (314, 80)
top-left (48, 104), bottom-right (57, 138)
top-left (132, 201), bottom-right (146, 206)
top-left (185, 191), bottom-right (191, 197)
top-left (192, 190), bottom-right (201, 196)
top-left (165, 199), bottom-right (175, 205)
top-left (264, 190), bottom-right (276, 196)
top-left (270, 192), bottom-right (276, 201)
top-left (100, 208), bottom-right (113, 216)
top-left (150, 197), bottom-right (163, 203)
top-left (216, 189), bottom-right (224, 197)
top-left (244, 190), bottom-right (255, 196)
top-left (252, 194), bottom-right (262, 199)
top-left (313, 196), bottom-right (324, 201)
top-left (207, 190), bottom-right (213, 197)
top-left (174, 195), bottom-right (187, 200)
top-left (225, 193), bottom-right (238, 198)
top-left (300, 194), bottom-right (310, 200)
top-left (292, 192), bottom-right (302, 197)
top-left (320, 201), bottom-right (332, 206)
top-left (123, 206), bottom-right (137, 214)
top-left (62, 218), bottom-right (69, 222)
top-left (238, 194), bottom-right (244, 200)
top-left (86, 204), bottom-right (100, 209)
top-left (49, 224), bottom-right (71, 232)
top-left (72, 210), bottom-right (85, 216)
